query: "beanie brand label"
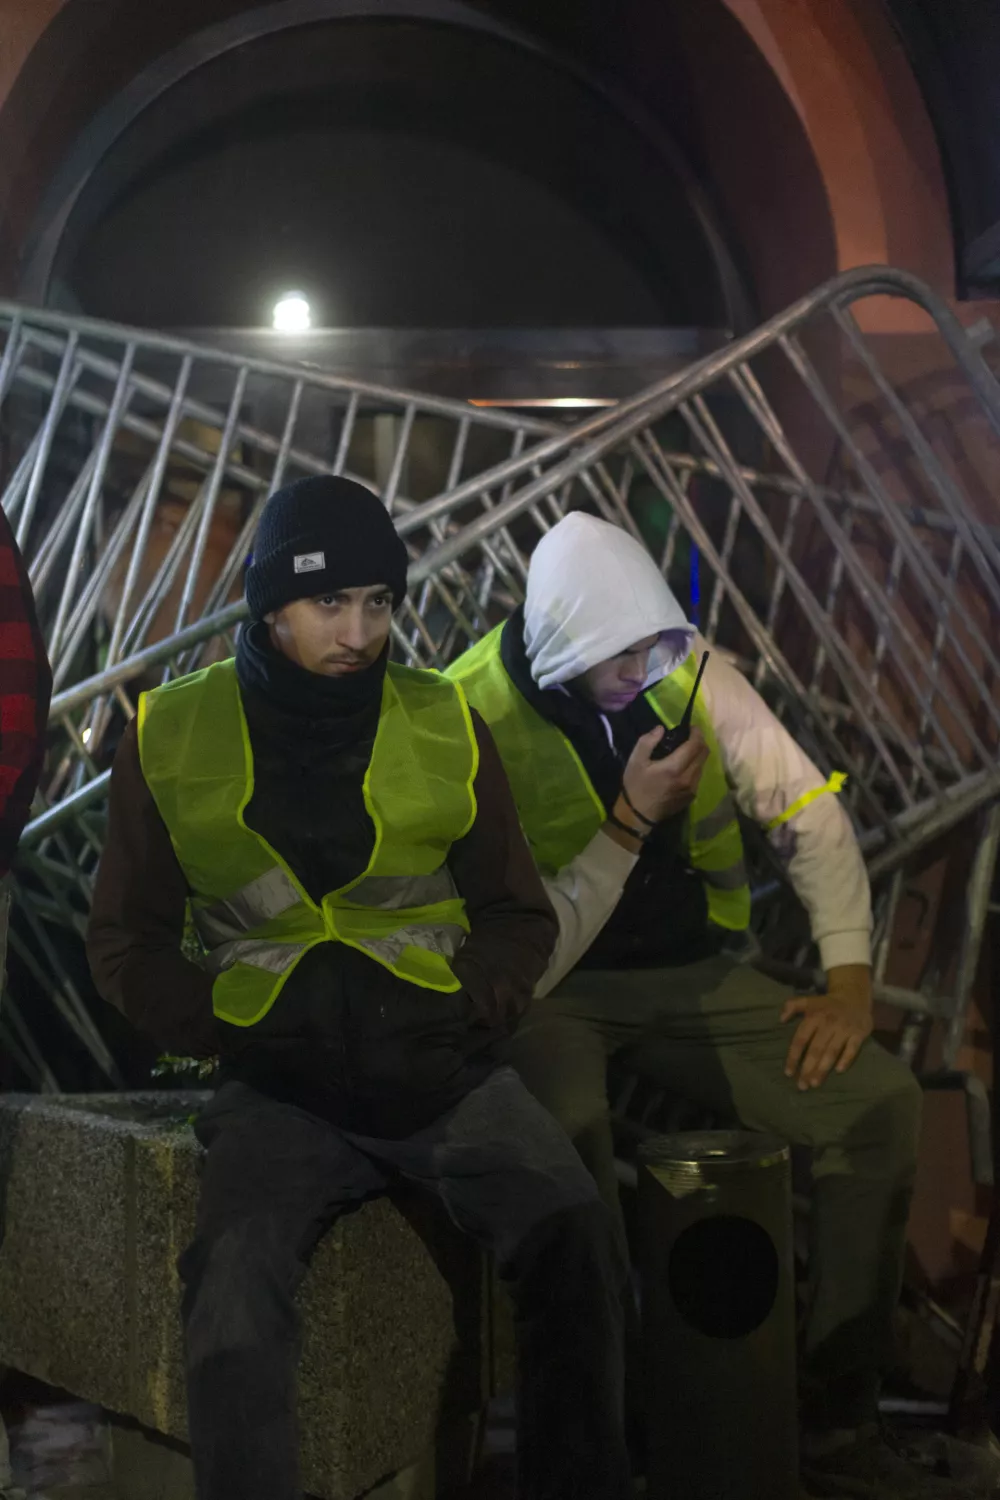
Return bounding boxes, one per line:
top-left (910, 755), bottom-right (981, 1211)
top-left (293, 551), bottom-right (326, 574)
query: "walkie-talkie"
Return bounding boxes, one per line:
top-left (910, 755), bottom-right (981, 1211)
top-left (650, 650), bottom-right (710, 760)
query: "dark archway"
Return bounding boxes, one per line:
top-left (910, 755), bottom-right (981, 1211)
top-left (47, 17), bottom-right (729, 328)
top-left (17, 0), bottom-right (749, 331)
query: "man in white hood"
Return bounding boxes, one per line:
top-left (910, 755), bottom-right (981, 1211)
top-left (448, 513), bottom-right (939, 1499)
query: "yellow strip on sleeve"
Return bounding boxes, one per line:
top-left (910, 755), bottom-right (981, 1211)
top-left (765, 771), bottom-right (848, 831)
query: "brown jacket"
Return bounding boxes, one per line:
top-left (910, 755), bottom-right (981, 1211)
top-left (88, 703), bottom-right (556, 1137)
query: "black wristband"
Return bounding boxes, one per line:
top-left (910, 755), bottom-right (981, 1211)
top-left (606, 812), bottom-right (649, 842)
top-left (619, 785), bottom-right (656, 829)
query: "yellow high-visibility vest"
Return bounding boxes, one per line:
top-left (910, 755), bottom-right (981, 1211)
top-left (138, 657), bottom-right (479, 1026)
top-left (448, 625), bottom-right (750, 932)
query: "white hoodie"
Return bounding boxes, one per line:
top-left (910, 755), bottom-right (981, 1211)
top-left (525, 514), bottom-right (872, 993)
top-left (524, 512), bottom-right (695, 689)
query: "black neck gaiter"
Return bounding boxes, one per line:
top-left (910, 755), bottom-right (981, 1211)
top-left (234, 620), bottom-right (385, 899)
top-left (235, 619), bottom-right (387, 746)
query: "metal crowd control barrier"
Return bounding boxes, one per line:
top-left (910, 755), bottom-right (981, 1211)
top-left (0, 266), bottom-right (998, 1107)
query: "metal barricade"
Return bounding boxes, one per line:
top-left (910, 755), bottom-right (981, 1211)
top-left (0, 265), bottom-right (998, 1091)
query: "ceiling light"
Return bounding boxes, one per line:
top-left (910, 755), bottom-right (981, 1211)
top-left (272, 293), bottom-right (311, 333)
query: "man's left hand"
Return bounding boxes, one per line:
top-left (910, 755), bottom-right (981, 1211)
top-left (781, 964), bottom-right (873, 1090)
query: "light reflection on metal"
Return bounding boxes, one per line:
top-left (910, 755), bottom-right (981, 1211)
top-left (469, 397), bottom-right (617, 408)
top-left (170, 326), bottom-right (730, 403)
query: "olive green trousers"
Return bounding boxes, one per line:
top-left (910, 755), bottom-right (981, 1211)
top-left (504, 955), bottom-right (922, 1427)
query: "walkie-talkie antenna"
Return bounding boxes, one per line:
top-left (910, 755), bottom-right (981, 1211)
top-left (678, 650), bottom-right (711, 732)
top-left (650, 649), bottom-right (711, 760)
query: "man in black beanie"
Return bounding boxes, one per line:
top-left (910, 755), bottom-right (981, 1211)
top-left (88, 475), bottom-right (633, 1500)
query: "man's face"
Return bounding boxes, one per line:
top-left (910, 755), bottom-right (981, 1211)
top-left (572, 634), bottom-right (660, 713)
top-left (266, 584), bottom-right (393, 676)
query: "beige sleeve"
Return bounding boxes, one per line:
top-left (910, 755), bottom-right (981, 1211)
top-left (535, 831), bottom-right (639, 997)
top-left (698, 637), bottom-right (872, 971)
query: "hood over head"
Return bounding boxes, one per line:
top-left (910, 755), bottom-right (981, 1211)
top-left (523, 513), bottom-right (695, 691)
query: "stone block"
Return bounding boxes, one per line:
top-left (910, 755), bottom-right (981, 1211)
top-left (0, 1093), bottom-right (489, 1500)
top-left (0, 1094), bottom-right (134, 1414)
top-left (109, 1420), bottom-right (195, 1500)
top-left (127, 1107), bottom-right (202, 1443)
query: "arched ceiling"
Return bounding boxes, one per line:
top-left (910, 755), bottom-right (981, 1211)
top-left (47, 15), bottom-right (737, 328)
top-left (0, 0), bottom-right (821, 327)
top-left (1, 0), bottom-right (967, 335)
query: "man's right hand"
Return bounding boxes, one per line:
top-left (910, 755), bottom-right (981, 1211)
top-left (621, 725), bottom-right (709, 825)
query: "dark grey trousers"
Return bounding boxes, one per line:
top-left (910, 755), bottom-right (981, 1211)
top-left (179, 1066), bottom-right (633, 1500)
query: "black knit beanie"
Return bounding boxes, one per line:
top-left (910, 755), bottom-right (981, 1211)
top-left (245, 475), bottom-right (409, 621)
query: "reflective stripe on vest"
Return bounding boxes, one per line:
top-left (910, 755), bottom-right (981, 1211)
top-left (447, 625), bottom-right (750, 933)
top-left (138, 658), bottom-right (478, 1025)
top-left (193, 865), bottom-right (466, 978)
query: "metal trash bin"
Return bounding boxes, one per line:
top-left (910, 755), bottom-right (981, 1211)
top-left (638, 1130), bottom-right (798, 1500)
